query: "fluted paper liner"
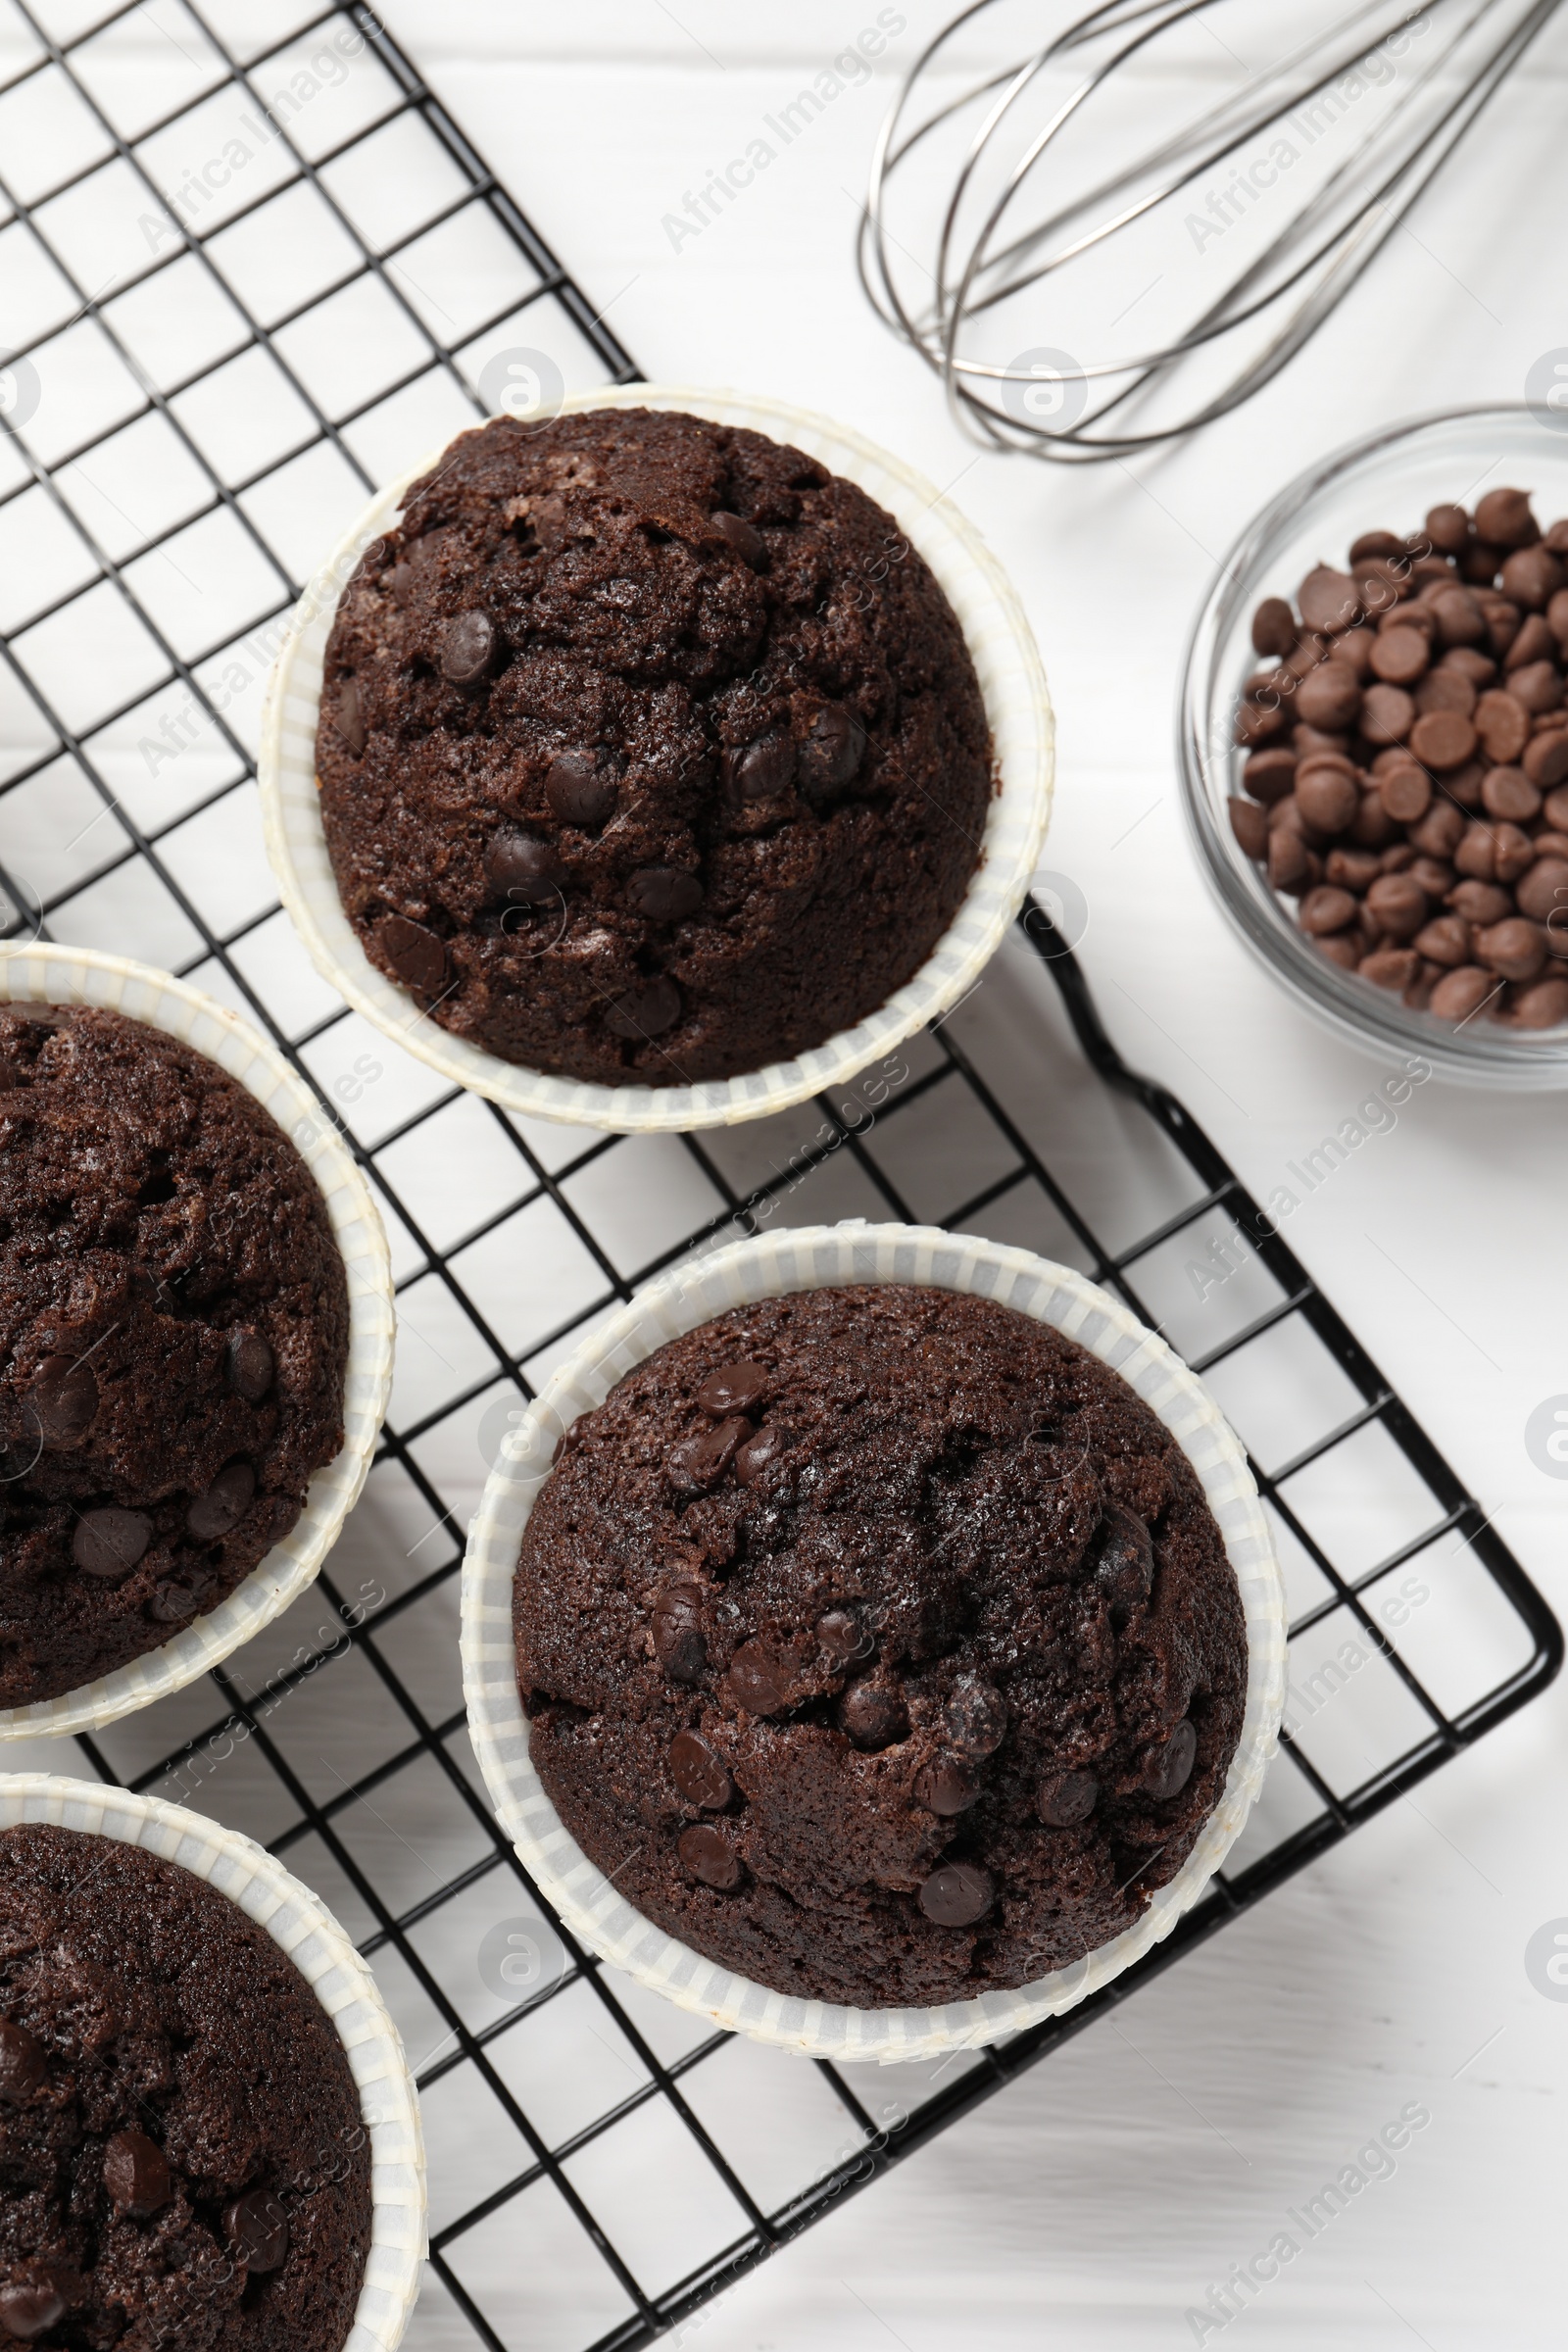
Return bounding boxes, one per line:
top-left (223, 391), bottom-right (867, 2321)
top-left (463, 1223), bottom-right (1287, 2065)
top-left (0, 946), bottom-right (394, 1738)
top-left (258, 385), bottom-right (1054, 1134)
top-left (0, 1774), bottom-right (424, 2348)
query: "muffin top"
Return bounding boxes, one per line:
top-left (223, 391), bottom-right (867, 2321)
top-left (0, 1822), bottom-right (370, 2352)
top-left (0, 1005), bottom-right (348, 1706)
top-left (316, 406), bottom-right (993, 1085)
top-left (514, 1284), bottom-right (1249, 2009)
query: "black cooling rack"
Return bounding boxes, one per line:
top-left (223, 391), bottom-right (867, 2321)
top-left (0, 6), bottom-right (1559, 2348)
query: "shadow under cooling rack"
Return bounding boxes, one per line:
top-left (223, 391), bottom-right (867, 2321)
top-left (0, 6), bottom-right (1557, 2350)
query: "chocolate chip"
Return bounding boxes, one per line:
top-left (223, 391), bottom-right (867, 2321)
top-left (1298, 568), bottom-right (1359, 634)
top-left (1096, 1502), bottom-right (1154, 1625)
top-left (1267, 827), bottom-right (1313, 894)
top-left (1410, 799), bottom-right (1466, 858)
top-left (1379, 766), bottom-right (1431, 823)
top-left (485, 832), bottom-right (566, 906)
top-left (545, 749), bottom-right (620, 828)
top-left (379, 914), bottom-right (447, 995)
top-left (815, 1608), bottom-right (869, 1671)
top-left (332, 677), bottom-right (365, 756)
top-left (1294, 764), bottom-right (1358, 833)
top-left (677, 1823), bottom-right (743, 1890)
top-left (1234, 696), bottom-right (1286, 749)
top-left (1243, 749), bottom-right (1297, 803)
top-left (721, 734), bottom-right (795, 805)
top-left (1480, 766), bottom-right (1541, 823)
top-left (1365, 872), bottom-right (1429, 941)
top-left (1295, 663), bottom-right (1362, 733)
top-left (1143, 1718), bottom-right (1198, 1800)
top-left (913, 1754), bottom-right (981, 1817)
top-left (225, 2187), bottom-right (289, 2273)
top-left (668, 1416), bottom-right (752, 1494)
top-left (1250, 597), bottom-right (1297, 656)
top-left (1414, 914), bottom-right (1473, 968)
top-left (1360, 948), bottom-right (1421, 993)
top-left (1475, 917), bottom-right (1546, 982)
top-left (726, 1642), bottom-right (785, 1715)
top-left (148, 1581), bottom-right (204, 1625)
top-left (1507, 661), bottom-right (1563, 717)
top-left (1505, 614), bottom-right (1559, 671)
top-left (1415, 667), bottom-right (1476, 718)
top-left (712, 510), bottom-right (764, 567)
top-left (917, 1861), bottom-right (993, 1927)
top-left (1369, 626), bottom-right (1429, 685)
top-left (697, 1361), bottom-right (769, 1416)
top-left (186, 1461), bottom-right (254, 1542)
top-left (1430, 964), bottom-right (1499, 1021)
top-left (1525, 730), bottom-right (1568, 788)
top-left (1474, 487), bottom-right (1539, 548)
top-left (1363, 677), bottom-right (1410, 738)
top-left (1475, 690), bottom-right (1531, 765)
top-left (651, 1585), bottom-right (706, 1682)
top-left (604, 975), bottom-right (681, 1040)
top-left (104, 2128), bottom-right (172, 2218)
top-left (838, 1678), bottom-right (907, 1748)
top-left (72, 1507), bottom-right (152, 1581)
top-left (734, 1423), bottom-right (791, 1487)
top-left (1038, 1769), bottom-right (1099, 1827)
top-left (0, 2023), bottom-right (45, 2103)
top-left (797, 703), bottom-right (866, 800)
top-left (1446, 880), bottom-right (1511, 927)
top-left (1516, 860), bottom-right (1568, 924)
top-left (669, 1730), bottom-right (733, 1809)
top-left (1513, 977), bottom-right (1568, 1027)
top-left (0, 2273), bottom-right (80, 2341)
top-left (1348, 791), bottom-right (1398, 849)
top-left (945, 1674), bottom-right (1007, 1757)
top-left (1350, 529), bottom-right (1407, 565)
top-left (1326, 847), bottom-right (1383, 893)
top-left (225, 1329), bottom-right (273, 1402)
top-left (1409, 710), bottom-right (1477, 770)
top-left (26, 1354), bottom-right (97, 1450)
top-left (1227, 798), bottom-right (1267, 858)
top-left (1425, 503), bottom-right (1470, 554)
top-left (627, 866), bottom-right (702, 922)
top-left (438, 608), bottom-right (498, 685)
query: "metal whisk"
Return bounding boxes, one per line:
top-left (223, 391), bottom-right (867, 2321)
top-left (858, 0), bottom-right (1566, 461)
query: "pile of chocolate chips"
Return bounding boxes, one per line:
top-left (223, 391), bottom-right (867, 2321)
top-left (1230, 486), bottom-right (1568, 1029)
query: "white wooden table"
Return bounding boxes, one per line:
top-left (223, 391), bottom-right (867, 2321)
top-left (373, 7), bottom-right (1566, 2345)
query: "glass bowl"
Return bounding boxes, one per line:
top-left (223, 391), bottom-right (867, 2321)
top-left (1179, 405), bottom-right (1568, 1089)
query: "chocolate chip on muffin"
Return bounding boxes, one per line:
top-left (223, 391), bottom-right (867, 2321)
top-left (0, 1005), bottom-right (348, 1705)
top-left (513, 1285), bottom-right (1248, 2009)
top-left (316, 408), bottom-right (994, 1084)
top-left (0, 1823), bottom-right (370, 2347)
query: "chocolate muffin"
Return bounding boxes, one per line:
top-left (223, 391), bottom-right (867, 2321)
top-left (315, 407), bottom-right (994, 1084)
top-left (514, 1284), bottom-right (1249, 2010)
top-left (0, 1005), bottom-right (349, 1705)
top-left (0, 1822), bottom-right (370, 2350)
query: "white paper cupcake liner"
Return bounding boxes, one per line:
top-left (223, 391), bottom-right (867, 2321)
top-left (0, 946), bottom-right (394, 1738)
top-left (0, 1773), bottom-right (424, 2350)
top-left (462, 1221), bottom-right (1287, 2065)
top-left (258, 384), bottom-right (1054, 1134)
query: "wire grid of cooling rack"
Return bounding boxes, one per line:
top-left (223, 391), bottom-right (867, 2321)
top-left (0, 5), bottom-right (1558, 2348)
